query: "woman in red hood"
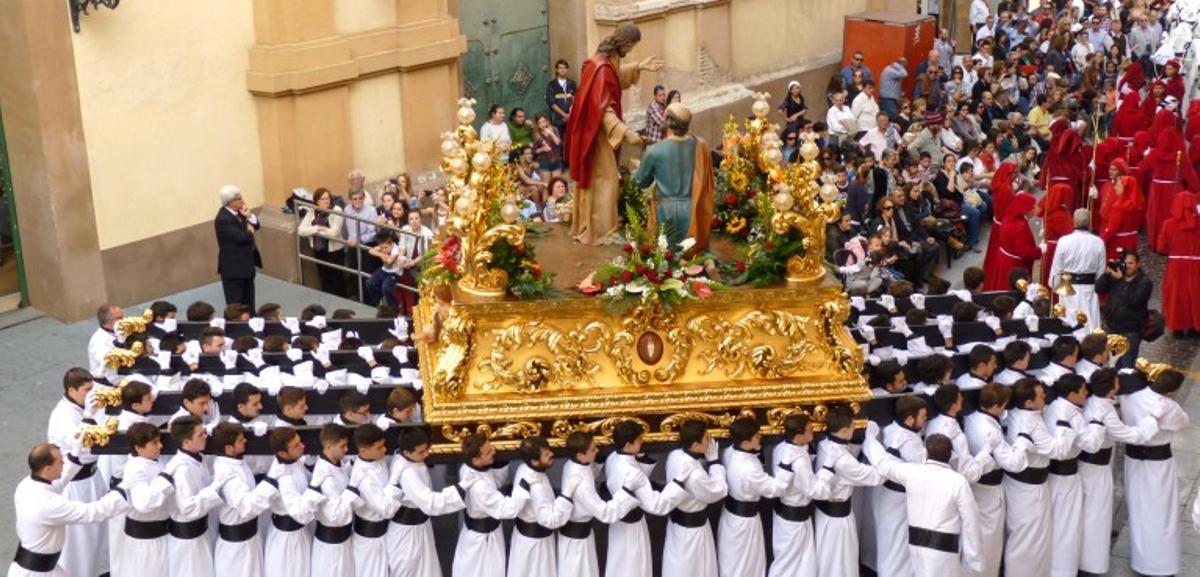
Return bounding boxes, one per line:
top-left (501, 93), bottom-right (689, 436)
top-left (1110, 91), bottom-right (1145, 142)
top-left (1140, 110), bottom-right (1200, 248)
top-left (983, 192), bottom-right (1041, 291)
top-left (983, 162), bottom-right (1020, 273)
top-left (1158, 190), bottom-right (1200, 333)
top-left (1099, 159), bottom-right (1145, 260)
top-left (1038, 183), bottom-right (1075, 286)
top-left (1162, 59), bottom-right (1185, 102)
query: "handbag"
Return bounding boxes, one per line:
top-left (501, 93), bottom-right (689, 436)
top-left (1141, 309), bottom-right (1165, 342)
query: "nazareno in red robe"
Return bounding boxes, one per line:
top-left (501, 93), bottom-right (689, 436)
top-left (1111, 92), bottom-right (1145, 142)
top-left (982, 162), bottom-right (1020, 274)
top-left (1038, 183), bottom-right (1075, 286)
top-left (1042, 119), bottom-right (1089, 211)
top-left (1162, 60), bottom-right (1185, 102)
top-left (1091, 138), bottom-right (1127, 233)
top-left (1099, 159), bottom-right (1145, 261)
top-left (983, 193), bottom-right (1041, 291)
top-left (566, 54), bottom-right (624, 189)
top-left (1139, 110), bottom-right (1200, 249)
top-left (1157, 190), bottom-right (1200, 331)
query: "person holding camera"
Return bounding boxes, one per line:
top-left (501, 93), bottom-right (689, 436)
top-left (1096, 251), bottom-right (1153, 368)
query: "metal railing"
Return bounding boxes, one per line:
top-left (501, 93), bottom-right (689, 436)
top-left (292, 199), bottom-right (424, 303)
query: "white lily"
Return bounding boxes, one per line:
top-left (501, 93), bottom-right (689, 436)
top-left (678, 237), bottom-right (697, 253)
top-left (657, 234), bottom-right (668, 251)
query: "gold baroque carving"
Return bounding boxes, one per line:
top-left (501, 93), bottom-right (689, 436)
top-left (477, 320), bottom-right (611, 393)
top-left (440, 421), bottom-right (543, 444)
top-left (687, 310), bottom-right (820, 379)
top-left (659, 409), bottom-right (756, 433)
top-left (549, 416), bottom-right (653, 440)
top-left (431, 308), bottom-right (475, 401)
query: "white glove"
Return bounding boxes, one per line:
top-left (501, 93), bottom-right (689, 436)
top-left (283, 317), bottom-right (301, 335)
top-left (155, 351), bottom-right (172, 370)
top-left (252, 421), bottom-right (268, 437)
top-left (314, 379), bottom-right (330, 395)
top-left (624, 470), bottom-right (648, 491)
top-left (1025, 283), bottom-right (1042, 303)
top-left (892, 350), bottom-right (910, 366)
top-left (860, 325), bottom-right (877, 344)
top-left (185, 340), bottom-right (202, 357)
top-left (211, 377), bottom-right (228, 397)
top-left (292, 362), bottom-right (315, 385)
top-left (357, 346), bottom-right (376, 365)
top-left (182, 349), bottom-right (200, 367)
top-left (313, 349), bottom-right (331, 367)
top-left (561, 473), bottom-right (583, 499)
top-left (850, 296), bottom-right (866, 311)
top-left (865, 419), bottom-right (881, 440)
top-left (259, 366), bottom-right (282, 395)
top-left (285, 348), bottom-right (303, 362)
top-left (1024, 315), bottom-right (1039, 333)
top-left (348, 373), bottom-right (372, 395)
top-left (321, 329), bottom-right (343, 350)
top-left (704, 438), bottom-right (719, 462)
top-left (951, 289), bottom-right (972, 302)
top-left (890, 317), bottom-right (912, 337)
top-left (1037, 242), bottom-right (1046, 254)
top-left (1089, 186), bottom-right (1099, 199)
top-left (816, 467), bottom-right (836, 484)
top-left (392, 346), bottom-right (410, 364)
top-left (245, 349), bottom-right (265, 368)
top-left (984, 316), bottom-right (1002, 334)
top-left (938, 317), bottom-right (954, 338)
top-left (306, 315), bottom-right (327, 330)
top-left (910, 293), bottom-right (926, 310)
top-left (867, 354), bottom-right (882, 366)
top-left (389, 317), bottom-right (410, 342)
top-left (906, 336), bottom-right (933, 357)
top-left (371, 366), bottom-right (390, 382)
top-left (1028, 340), bottom-right (1042, 354)
top-left (267, 460), bottom-right (287, 480)
top-left (248, 317), bottom-right (265, 333)
top-left (219, 349), bottom-right (238, 369)
top-left (1063, 312), bottom-right (1079, 328)
top-left (209, 318), bottom-right (226, 330)
top-left (880, 294), bottom-right (897, 313)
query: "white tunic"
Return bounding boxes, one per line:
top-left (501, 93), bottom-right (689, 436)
top-left (1119, 387), bottom-right (1191, 576)
top-left (992, 368), bottom-right (1026, 386)
top-left (862, 436), bottom-right (985, 577)
top-left (718, 447), bottom-right (790, 577)
top-left (46, 397), bottom-right (109, 577)
top-left (164, 450), bottom-right (224, 577)
top-left (1073, 359), bottom-right (1101, 382)
top-left (603, 452), bottom-right (686, 577)
top-left (310, 456), bottom-right (358, 577)
top-left (872, 423), bottom-right (926, 577)
top-left (8, 473), bottom-right (127, 577)
top-left (350, 457), bottom-right (401, 577)
top-left (954, 373), bottom-right (988, 391)
top-left (88, 327), bottom-right (118, 384)
top-left (114, 456), bottom-right (174, 577)
top-left (662, 449), bottom-right (727, 577)
top-left (388, 455), bottom-right (465, 577)
top-left (213, 455), bottom-right (278, 577)
top-left (767, 442), bottom-right (830, 577)
top-left (557, 459), bottom-right (638, 577)
top-left (1047, 230), bottom-right (1106, 332)
top-left (1036, 362), bottom-right (1074, 387)
top-left (103, 410), bottom-right (149, 577)
top-left (814, 438), bottom-right (883, 577)
top-left (925, 415), bottom-right (993, 483)
top-left (452, 463), bottom-right (527, 577)
top-left (963, 411), bottom-right (1030, 577)
top-left (1002, 408), bottom-right (1077, 577)
top-left (1078, 396), bottom-right (1158, 574)
top-left (264, 458), bottom-right (322, 577)
top-left (507, 464), bottom-right (573, 577)
top-left (1041, 398), bottom-right (1106, 577)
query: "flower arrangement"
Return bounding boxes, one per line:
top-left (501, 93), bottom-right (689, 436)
top-left (577, 207), bottom-right (721, 313)
top-left (618, 166), bottom-right (653, 227)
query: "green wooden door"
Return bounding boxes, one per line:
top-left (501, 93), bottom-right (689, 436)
top-left (459, 0), bottom-right (550, 126)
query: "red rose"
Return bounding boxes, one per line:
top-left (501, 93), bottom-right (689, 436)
top-left (516, 244), bottom-right (526, 254)
top-left (621, 270), bottom-right (634, 282)
top-left (533, 268), bottom-right (543, 279)
top-left (735, 260), bottom-right (747, 272)
top-left (640, 244), bottom-right (651, 256)
top-left (747, 189), bottom-right (758, 199)
top-left (623, 244), bottom-right (634, 254)
top-left (725, 194), bottom-right (738, 205)
top-left (646, 270), bottom-right (660, 283)
top-left (711, 217), bottom-right (721, 229)
top-left (636, 263), bottom-right (647, 275)
top-left (664, 250), bottom-right (675, 262)
top-left (765, 241), bottom-right (774, 251)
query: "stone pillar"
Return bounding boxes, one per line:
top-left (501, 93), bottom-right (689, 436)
top-left (394, 0), bottom-right (469, 176)
top-left (0, 0), bottom-right (108, 320)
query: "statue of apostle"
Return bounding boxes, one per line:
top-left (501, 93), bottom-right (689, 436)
top-left (566, 22), bottom-right (662, 245)
top-left (632, 103), bottom-right (715, 257)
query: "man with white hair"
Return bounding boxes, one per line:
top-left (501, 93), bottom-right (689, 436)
top-left (347, 169), bottom-right (374, 206)
top-left (214, 185), bottom-right (261, 310)
top-left (1047, 209), bottom-right (1106, 332)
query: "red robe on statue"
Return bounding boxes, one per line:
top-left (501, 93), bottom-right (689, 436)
top-left (566, 54), bottom-right (624, 189)
top-left (1099, 159), bottom-right (1145, 260)
top-left (983, 193), bottom-right (1041, 291)
top-left (1038, 184), bottom-right (1075, 286)
top-left (983, 162), bottom-right (1019, 274)
top-left (1139, 110), bottom-right (1200, 249)
top-left (1043, 119), bottom-right (1089, 210)
top-left (1157, 190), bottom-right (1200, 331)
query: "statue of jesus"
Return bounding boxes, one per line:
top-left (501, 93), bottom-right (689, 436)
top-left (566, 22), bottom-right (662, 245)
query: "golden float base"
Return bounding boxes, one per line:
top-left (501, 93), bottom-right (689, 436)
top-left (414, 284), bottom-right (867, 454)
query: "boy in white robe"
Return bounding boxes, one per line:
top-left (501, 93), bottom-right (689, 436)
top-left (507, 436), bottom-right (575, 577)
top-left (350, 424), bottom-right (403, 577)
top-left (164, 417), bottom-right (226, 577)
top-left (1042, 374), bottom-right (1107, 577)
top-left (558, 431), bottom-right (640, 577)
top-left (767, 414), bottom-right (833, 577)
top-left (310, 424), bottom-right (362, 577)
top-left (114, 423), bottom-right (176, 577)
top-left (993, 341), bottom-right (1033, 385)
top-left (263, 427), bottom-right (326, 577)
top-left (211, 421), bottom-right (281, 577)
top-left (453, 433), bottom-right (532, 577)
top-left (104, 380), bottom-right (155, 577)
top-left (814, 405), bottom-right (883, 577)
top-left (871, 396), bottom-right (929, 577)
top-left (718, 417), bottom-right (792, 577)
top-left (662, 420), bottom-right (727, 577)
top-left (387, 426), bottom-right (470, 577)
top-left (925, 385), bottom-right (994, 483)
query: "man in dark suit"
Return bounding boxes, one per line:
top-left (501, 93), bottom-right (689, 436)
top-left (214, 185), bottom-right (261, 310)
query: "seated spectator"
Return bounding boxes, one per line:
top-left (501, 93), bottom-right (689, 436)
top-left (543, 177), bottom-right (571, 223)
top-left (364, 231), bottom-right (402, 308)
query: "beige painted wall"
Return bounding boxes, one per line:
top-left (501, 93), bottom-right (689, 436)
top-left (729, 0), bottom-right (869, 78)
top-left (348, 73), bottom-right (407, 181)
top-left (334, 0), bottom-right (397, 34)
top-left (72, 0), bottom-right (265, 250)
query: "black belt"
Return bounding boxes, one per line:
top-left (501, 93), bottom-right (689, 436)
top-left (13, 545), bottom-right (60, 573)
top-left (619, 508), bottom-right (645, 523)
top-left (392, 506), bottom-right (429, 526)
top-left (908, 526), bottom-right (960, 553)
top-left (1048, 458), bottom-right (1078, 476)
top-left (668, 508), bottom-right (709, 528)
top-left (724, 498), bottom-right (759, 518)
top-left (315, 523), bottom-right (353, 544)
top-left (884, 479), bottom-right (907, 493)
top-left (271, 514), bottom-right (305, 532)
top-left (463, 515), bottom-right (501, 533)
top-left (1126, 444), bottom-right (1172, 461)
top-left (1078, 447), bottom-right (1114, 466)
top-left (353, 516), bottom-right (389, 539)
top-left (124, 517), bottom-right (170, 539)
top-left (978, 469), bottom-right (1003, 486)
top-left (218, 519), bottom-right (258, 542)
top-left (1064, 272), bottom-right (1096, 285)
top-left (515, 518), bottom-right (554, 539)
top-left (168, 517), bottom-right (208, 540)
top-left (774, 502), bottom-right (814, 523)
top-left (254, 474), bottom-right (266, 484)
top-left (73, 462), bottom-right (97, 482)
top-left (559, 520), bottom-right (593, 539)
top-left (814, 499), bottom-right (853, 518)
top-left (109, 476), bottom-right (123, 490)
top-left (1006, 466), bottom-right (1049, 485)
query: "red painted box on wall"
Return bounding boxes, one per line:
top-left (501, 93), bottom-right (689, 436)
top-left (842, 11), bottom-right (937, 97)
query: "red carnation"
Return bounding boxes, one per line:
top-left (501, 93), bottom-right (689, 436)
top-left (664, 250), bottom-right (675, 262)
top-left (621, 270), bottom-right (634, 283)
top-left (623, 244), bottom-right (634, 254)
top-left (635, 263), bottom-right (647, 275)
top-left (725, 193), bottom-right (738, 205)
top-left (711, 217), bottom-right (721, 229)
top-left (640, 244), bottom-right (651, 256)
top-left (533, 268), bottom-right (543, 279)
top-left (735, 260), bottom-right (747, 273)
top-left (646, 270), bottom-right (660, 283)
top-left (764, 241), bottom-right (774, 251)
top-left (747, 189), bottom-right (758, 199)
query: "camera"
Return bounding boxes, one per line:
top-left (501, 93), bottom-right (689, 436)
top-left (1107, 259), bottom-right (1124, 273)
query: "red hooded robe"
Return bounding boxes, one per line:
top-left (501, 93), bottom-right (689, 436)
top-left (1092, 138), bottom-right (1128, 232)
top-left (566, 54), bottom-right (624, 189)
top-left (983, 193), bottom-right (1041, 291)
top-left (1157, 190), bottom-right (1200, 331)
top-left (1038, 183), bottom-right (1075, 286)
top-left (1043, 119), bottom-right (1089, 210)
top-left (1140, 110), bottom-right (1200, 247)
top-left (1118, 61), bottom-right (1145, 96)
top-left (1099, 159), bottom-right (1145, 260)
top-left (983, 162), bottom-right (1019, 273)
top-left (1163, 60), bottom-right (1185, 102)
top-left (1111, 92), bottom-right (1145, 141)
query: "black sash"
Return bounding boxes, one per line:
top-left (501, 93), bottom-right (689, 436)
top-left (463, 515), bottom-right (501, 533)
top-left (668, 508), bottom-right (709, 528)
top-left (515, 518), bottom-right (554, 539)
top-left (109, 476), bottom-right (123, 490)
top-left (392, 506), bottom-right (430, 526)
top-left (773, 501), bottom-right (814, 523)
top-left (814, 499), bottom-right (853, 518)
top-left (315, 523), bottom-right (353, 544)
top-left (13, 545), bottom-right (59, 573)
top-left (124, 518), bottom-right (170, 539)
top-left (723, 498), bottom-right (759, 518)
top-left (1048, 458), bottom-right (1079, 476)
top-left (884, 479), bottom-right (907, 493)
top-left (353, 516), bottom-right (389, 539)
top-left (1078, 447), bottom-right (1114, 466)
top-left (977, 469), bottom-right (1003, 486)
top-left (908, 526), bottom-right (960, 552)
top-left (1005, 466), bottom-right (1049, 485)
top-left (72, 462), bottom-right (97, 482)
top-left (168, 517), bottom-right (208, 540)
top-left (619, 508), bottom-right (645, 523)
top-left (559, 520), bottom-right (593, 539)
top-left (1126, 444), bottom-right (1172, 461)
top-left (218, 519), bottom-right (258, 542)
top-left (271, 514), bottom-right (305, 532)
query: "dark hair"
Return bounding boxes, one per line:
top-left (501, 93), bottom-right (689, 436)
top-left (1053, 373), bottom-right (1087, 399)
top-left (232, 335), bottom-right (257, 353)
top-left (1003, 340), bottom-right (1032, 366)
top-left (978, 383), bottom-right (1012, 410)
top-left (925, 276), bottom-right (951, 295)
top-left (825, 404), bottom-right (855, 435)
top-left (951, 301), bottom-right (981, 323)
top-left (127, 422), bottom-right (161, 453)
top-left (257, 303), bottom-right (283, 320)
top-left (1079, 333), bottom-right (1107, 361)
top-left (28, 443), bottom-right (58, 475)
top-left (565, 431), bottom-right (594, 456)
top-left (300, 304), bottom-right (326, 322)
top-left (729, 417), bottom-right (760, 445)
top-left (263, 334), bottom-right (289, 353)
top-left (895, 395), bottom-right (928, 424)
top-left (905, 308), bottom-right (927, 326)
top-left (917, 355), bottom-right (952, 385)
top-left (211, 422), bottom-right (245, 454)
top-left (782, 413), bottom-right (812, 440)
top-left (1007, 267), bottom-right (1030, 289)
top-left (488, 104), bottom-right (504, 117)
top-left (555, 58), bottom-right (569, 68)
top-left (968, 344), bottom-right (996, 371)
top-left (932, 384), bottom-right (962, 415)
top-left (150, 300), bottom-right (177, 321)
top-left (387, 387), bottom-right (418, 413)
top-left (1150, 369), bottom-right (1185, 396)
top-left (186, 301), bottom-right (215, 322)
top-left (1050, 336), bottom-right (1080, 363)
top-left (170, 416), bottom-right (203, 446)
top-left (874, 360), bottom-right (905, 389)
top-left (121, 380), bottom-right (154, 412)
top-left (518, 436), bottom-right (551, 464)
top-left (1087, 367), bottom-right (1119, 398)
top-left (268, 426), bottom-right (298, 455)
top-left (354, 424), bottom-right (386, 451)
top-left (160, 334), bottom-right (184, 354)
top-left (321, 423), bottom-right (352, 447)
top-left (399, 427), bottom-right (432, 454)
top-left (678, 420), bottom-right (708, 450)
top-left (991, 296), bottom-right (1017, 319)
top-left (331, 309), bottom-right (356, 320)
top-left (925, 434), bottom-right (952, 463)
top-left (339, 390), bottom-right (369, 416)
top-left (1012, 378), bottom-right (1043, 409)
top-left (612, 420), bottom-right (645, 451)
top-left (62, 367), bottom-right (93, 393)
top-left (233, 382), bottom-right (262, 407)
top-left (462, 432), bottom-right (489, 461)
top-left (181, 379), bottom-right (212, 402)
top-left (200, 326), bottom-right (225, 348)
top-left (278, 386), bottom-right (307, 410)
top-left (224, 303), bottom-right (250, 321)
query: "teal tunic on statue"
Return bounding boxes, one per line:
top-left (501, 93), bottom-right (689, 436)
top-left (633, 136), bottom-right (697, 248)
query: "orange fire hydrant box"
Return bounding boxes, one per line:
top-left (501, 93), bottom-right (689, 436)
top-left (843, 11), bottom-right (938, 97)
